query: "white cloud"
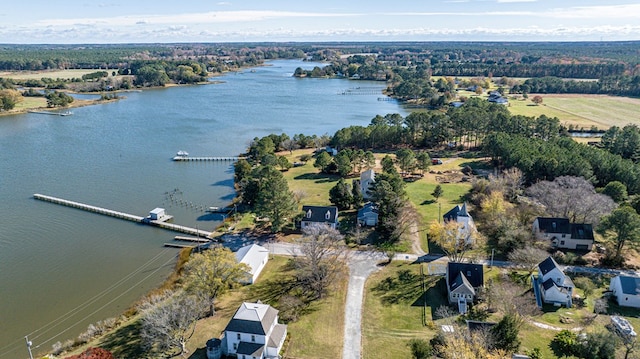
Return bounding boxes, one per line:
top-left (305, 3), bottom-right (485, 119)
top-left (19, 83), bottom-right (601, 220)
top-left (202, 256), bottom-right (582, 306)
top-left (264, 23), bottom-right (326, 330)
top-left (497, 0), bottom-right (537, 3)
top-left (546, 4), bottom-right (640, 19)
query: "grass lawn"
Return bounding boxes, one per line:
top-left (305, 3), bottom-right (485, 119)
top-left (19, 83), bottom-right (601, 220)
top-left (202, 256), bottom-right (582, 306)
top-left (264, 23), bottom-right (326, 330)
top-left (362, 261), bottom-right (442, 359)
top-left (508, 94), bottom-right (640, 131)
top-left (0, 69), bottom-right (118, 80)
top-left (281, 149), bottom-right (340, 207)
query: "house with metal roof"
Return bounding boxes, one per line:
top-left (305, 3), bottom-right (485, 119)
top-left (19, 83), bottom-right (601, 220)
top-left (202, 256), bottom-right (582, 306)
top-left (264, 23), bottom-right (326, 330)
top-left (360, 169), bottom-right (375, 200)
top-left (534, 256), bottom-right (573, 308)
top-left (218, 302), bottom-right (287, 359)
top-left (357, 202), bottom-right (379, 227)
top-left (532, 217), bottom-right (594, 251)
top-left (446, 262), bottom-right (484, 314)
top-left (300, 205), bottom-right (338, 229)
top-left (235, 244), bottom-right (269, 284)
top-left (610, 275), bottom-right (640, 308)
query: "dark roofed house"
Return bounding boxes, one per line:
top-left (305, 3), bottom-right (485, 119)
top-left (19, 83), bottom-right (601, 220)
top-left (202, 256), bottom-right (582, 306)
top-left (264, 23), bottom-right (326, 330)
top-left (443, 203), bottom-right (476, 244)
top-left (446, 262), bottom-right (484, 314)
top-left (533, 217), bottom-right (594, 251)
top-left (219, 302), bottom-right (287, 359)
top-left (301, 205), bottom-right (339, 229)
top-left (610, 275), bottom-right (640, 308)
top-left (357, 202), bottom-right (379, 227)
top-left (534, 256), bottom-right (573, 308)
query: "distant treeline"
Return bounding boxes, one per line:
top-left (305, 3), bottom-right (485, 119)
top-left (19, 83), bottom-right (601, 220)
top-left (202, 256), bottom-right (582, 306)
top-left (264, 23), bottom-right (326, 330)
top-left (511, 75), bottom-right (640, 97)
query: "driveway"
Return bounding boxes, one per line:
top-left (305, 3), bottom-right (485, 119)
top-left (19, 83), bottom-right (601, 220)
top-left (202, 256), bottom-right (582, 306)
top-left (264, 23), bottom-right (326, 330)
top-left (342, 252), bottom-right (383, 359)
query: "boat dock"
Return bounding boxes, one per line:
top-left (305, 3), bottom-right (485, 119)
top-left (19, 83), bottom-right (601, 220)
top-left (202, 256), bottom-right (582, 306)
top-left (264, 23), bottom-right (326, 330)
top-left (28, 110), bottom-right (73, 116)
top-left (173, 156), bottom-right (243, 162)
top-left (33, 193), bottom-right (214, 239)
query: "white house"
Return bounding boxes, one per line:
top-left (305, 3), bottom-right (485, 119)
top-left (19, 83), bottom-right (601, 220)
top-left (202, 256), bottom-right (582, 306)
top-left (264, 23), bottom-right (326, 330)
top-left (220, 302), bottom-right (287, 359)
top-left (535, 256), bottom-right (573, 307)
top-left (235, 244), bottom-right (269, 284)
top-left (610, 275), bottom-right (640, 308)
top-left (532, 217), bottom-right (594, 251)
top-left (360, 169), bottom-right (375, 200)
top-left (446, 262), bottom-right (484, 314)
top-left (300, 205), bottom-right (338, 229)
top-left (443, 203), bottom-right (475, 244)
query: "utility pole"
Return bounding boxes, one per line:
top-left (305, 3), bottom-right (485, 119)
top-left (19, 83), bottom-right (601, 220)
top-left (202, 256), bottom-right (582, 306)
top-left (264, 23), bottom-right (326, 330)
top-left (25, 336), bottom-right (34, 359)
top-left (490, 248), bottom-right (495, 268)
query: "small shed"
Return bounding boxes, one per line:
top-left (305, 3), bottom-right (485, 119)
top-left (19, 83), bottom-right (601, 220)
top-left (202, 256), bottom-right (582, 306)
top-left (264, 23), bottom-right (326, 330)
top-left (149, 208), bottom-right (166, 221)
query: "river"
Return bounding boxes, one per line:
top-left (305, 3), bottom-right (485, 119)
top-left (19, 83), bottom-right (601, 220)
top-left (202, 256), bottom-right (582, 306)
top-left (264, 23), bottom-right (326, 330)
top-left (0, 60), bottom-right (408, 358)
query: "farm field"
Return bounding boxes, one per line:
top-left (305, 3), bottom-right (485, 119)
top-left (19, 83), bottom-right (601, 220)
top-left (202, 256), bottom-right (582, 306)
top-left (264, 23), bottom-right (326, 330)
top-left (0, 69), bottom-right (117, 80)
top-left (507, 94), bottom-right (640, 130)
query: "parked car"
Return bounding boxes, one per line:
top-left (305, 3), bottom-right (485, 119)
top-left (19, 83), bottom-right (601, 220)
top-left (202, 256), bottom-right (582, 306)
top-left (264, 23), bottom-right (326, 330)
top-left (432, 158), bottom-right (443, 165)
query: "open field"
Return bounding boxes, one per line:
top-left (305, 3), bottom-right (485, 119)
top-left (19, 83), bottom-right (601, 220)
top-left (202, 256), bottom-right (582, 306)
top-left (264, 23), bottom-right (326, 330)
top-left (508, 94), bottom-right (640, 130)
top-left (0, 69), bottom-right (117, 80)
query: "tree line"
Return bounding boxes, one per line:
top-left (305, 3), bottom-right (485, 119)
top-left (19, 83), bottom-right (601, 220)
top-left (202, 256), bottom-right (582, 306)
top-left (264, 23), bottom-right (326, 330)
top-left (511, 75), bottom-right (640, 97)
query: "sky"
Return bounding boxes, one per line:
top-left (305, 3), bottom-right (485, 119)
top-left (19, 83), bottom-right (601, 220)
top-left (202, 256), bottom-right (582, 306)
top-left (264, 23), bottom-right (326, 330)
top-left (1, 0), bottom-right (640, 44)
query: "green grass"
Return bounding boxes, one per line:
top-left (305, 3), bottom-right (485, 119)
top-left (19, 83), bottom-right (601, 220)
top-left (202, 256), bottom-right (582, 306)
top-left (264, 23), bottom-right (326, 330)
top-left (508, 94), bottom-right (640, 131)
top-left (362, 262), bottom-right (442, 359)
top-left (281, 149), bottom-right (340, 207)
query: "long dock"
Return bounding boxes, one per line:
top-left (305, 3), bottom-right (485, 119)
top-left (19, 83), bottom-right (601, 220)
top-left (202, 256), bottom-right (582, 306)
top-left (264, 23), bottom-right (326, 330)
top-left (172, 156), bottom-right (244, 162)
top-left (33, 194), bottom-right (214, 239)
top-left (28, 110), bottom-right (72, 116)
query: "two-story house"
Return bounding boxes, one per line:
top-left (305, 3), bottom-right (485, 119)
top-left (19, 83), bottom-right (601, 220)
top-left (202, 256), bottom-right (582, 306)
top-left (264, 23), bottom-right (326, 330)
top-left (446, 262), bottom-right (484, 314)
top-left (443, 203), bottom-right (476, 244)
top-left (535, 256), bottom-right (574, 308)
top-left (219, 302), bottom-right (287, 359)
top-left (532, 217), bottom-right (594, 251)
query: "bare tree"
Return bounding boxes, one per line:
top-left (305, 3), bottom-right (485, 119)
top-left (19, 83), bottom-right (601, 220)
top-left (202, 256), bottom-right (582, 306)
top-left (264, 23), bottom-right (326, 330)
top-left (281, 139), bottom-right (300, 154)
top-left (138, 290), bottom-right (206, 357)
top-left (293, 224), bottom-right (349, 299)
top-left (508, 246), bottom-right (549, 275)
top-left (526, 176), bottom-right (616, 225)
top-left (488, 167), bottom-right (525, 201)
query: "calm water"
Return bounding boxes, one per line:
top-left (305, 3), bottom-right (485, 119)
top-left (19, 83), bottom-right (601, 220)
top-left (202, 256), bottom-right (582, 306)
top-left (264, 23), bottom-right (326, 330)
top-left (0, 60), bottom-right (407, 358)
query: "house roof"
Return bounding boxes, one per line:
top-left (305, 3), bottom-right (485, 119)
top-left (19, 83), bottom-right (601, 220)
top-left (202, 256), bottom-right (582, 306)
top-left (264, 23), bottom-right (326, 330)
top-left (570, 223), bottom-right (594, 241)
top-left (451, 272), bottom-right (475, 295)
top-left (235, 244), bottom-right (269, 277)
top-left (301, 205), bottom-right (338, 224)
top-left (538, 256), bottom-right (561, 277)
top-left (617, 276), bottom-right (640, 295)
top-left (443, 203), bottom-right (470, 222)
top-left (447, 262), bottom-right (484, 289)
top-left (361, 169), bottom-right (375, 182)
top-left (267, 323), bottom-right (287, 349)
top-left (224, 302), bottom-right (278, 335)
top-left (236, 342), bottom-right (264, 356)
top-left (535, 217), bottom-right (571, 234)
top-left (358, 203), bottom-right (378, 216)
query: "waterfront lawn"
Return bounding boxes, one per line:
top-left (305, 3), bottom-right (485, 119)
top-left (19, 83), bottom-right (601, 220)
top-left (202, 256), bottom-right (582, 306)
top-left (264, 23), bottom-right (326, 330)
top-left (185, 255), bottom-right (347, 359)
top-left (282, 149), bottom-right (340, 207)
top-left (362, 261), bottom-right (443, 359)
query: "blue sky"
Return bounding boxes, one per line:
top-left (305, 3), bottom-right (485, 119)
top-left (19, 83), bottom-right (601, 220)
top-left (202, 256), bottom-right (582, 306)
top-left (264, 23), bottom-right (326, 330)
top-left (2, 0), bottom-right (640, 43)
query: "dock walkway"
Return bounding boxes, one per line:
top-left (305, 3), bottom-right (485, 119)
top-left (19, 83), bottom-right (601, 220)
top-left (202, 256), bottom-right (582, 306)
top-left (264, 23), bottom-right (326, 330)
top-left (173, 156), bottom-right (244, 162)
top-left (33, 193), bottom-right (214, 239)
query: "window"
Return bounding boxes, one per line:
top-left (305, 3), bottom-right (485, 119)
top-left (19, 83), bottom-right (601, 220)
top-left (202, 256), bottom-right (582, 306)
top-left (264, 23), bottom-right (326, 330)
top-left (561, 234), bottom-right (566, 238)
top-left (466, 271), bottom-right (471, 277)
top-left (233, 343), bottom-right (237, 350)
top-left (560, 240), bottom-right (565, 245)
top-left (325, 210), bottom-right (331, 220)
top-left (237, 333), bottom-right (241, 340)
top-left (251, 335), bottom-right (255, 342)
top-left (306, 209), bottom-right (312, 218)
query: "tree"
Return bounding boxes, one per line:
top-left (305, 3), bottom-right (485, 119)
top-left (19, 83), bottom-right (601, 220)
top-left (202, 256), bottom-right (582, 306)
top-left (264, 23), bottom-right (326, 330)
top-left (598, 205), bottom-right (640, 261)
top-left (329, 178), bottom-right (353, 210)
top-left (334, 151), bottom-right (353, 177)
top-left (45, 91), bottom-right (74, 107)
top-left (182, 247), bottom-right (249, 316)
top-left (573, 277), bottom-right (595, 299)
top-left (139, 291), bottom-right (206, 357)
top-left (431, 185), bottom-right (444, 202)
top-left (416, 152), bottom-right (431, 175)
top-left (550, 330), bottom-right (578, 358)
top-left (602, 181), bottom-right (628, 203)
top-left (381, 155), bottom-right (397, 174)
top-left (428, 220), bottom-right (477, 262)
top-left (276, 155), bottom-right (292, 171)
top-left (314, 151), bottom-right (333, 173)
top-left (396, 148), bottom-right (417, 176)
top-left (490, 313), bottom-right (521, 352)
top-left (281, 139), bottom-right (299, 154)
top-left (531, 95), bottom-right (543, 105)
top-left (351, 179), bottom-right (363, 208)
top-left (408, 338), bottom-right (432, 359)
top-left (0, 89), bottom-right (22, 111)
top-left (526, 176), bottom-right (616, 225)
top-left (577, 332), bottom-right (618, 359)
top-left (508, 246), bottom-right (549, 275)
top-left (254, 166), bottom-right (297, 232)
top-left (293, 224), bottom-right (348, 299)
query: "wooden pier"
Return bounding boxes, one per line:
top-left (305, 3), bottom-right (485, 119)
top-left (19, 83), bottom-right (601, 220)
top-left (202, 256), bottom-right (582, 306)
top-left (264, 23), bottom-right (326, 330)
top-left (172, 156), bottom-right (244, 162)
top-left (28, 110), bottom-right (73, 116)
top-left (33, 193), bottom-right (214, 239)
